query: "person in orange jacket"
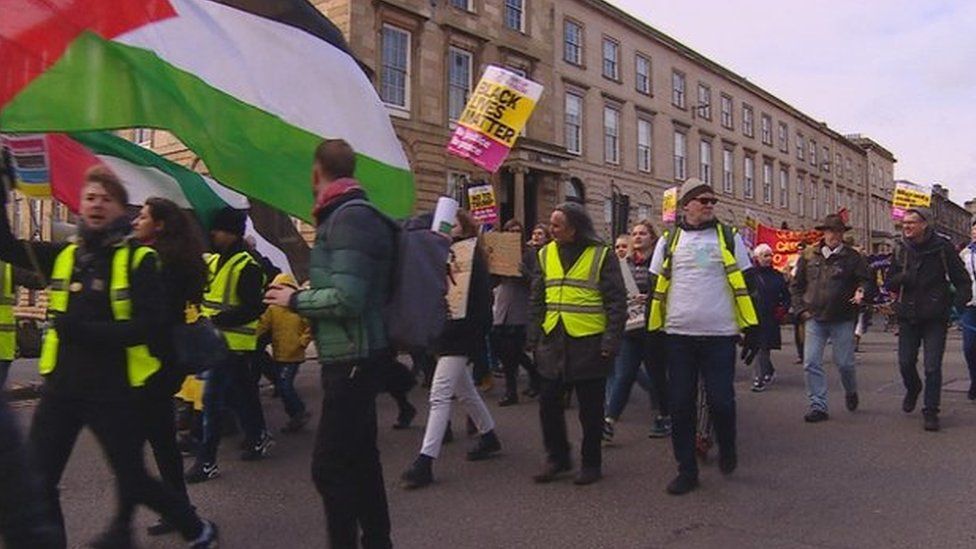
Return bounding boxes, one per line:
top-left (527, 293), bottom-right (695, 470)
top-left (258, 273), bottom-right (313, 433)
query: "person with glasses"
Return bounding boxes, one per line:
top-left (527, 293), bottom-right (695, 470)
top-left (647, 178), bottom-right (758, 495)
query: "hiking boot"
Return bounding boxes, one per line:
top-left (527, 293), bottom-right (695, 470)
top-left (648, 416), bottom-right (671, 439)
top-left (601, 419), bottom-right (615, 444)
top-left (241, 431), bottom-right (275, 461)
top-left (665, 474), bottom-right (699, 496)
top-left (533, 460), bottom-right (572, 483)
top-left (845, 392), bottom-right (859, 412)
top-left (189, 520), bottom-right (218, 549)
top-left (185, 461), bottom-right (220, 484)
top-left (498, 394), bottom-right (518, 407)
top-left (466, 431), bottom-right (502, 461)
top-left (751, 378), bottom-right (766, 393)
top-left (573, 467), bottom-right (602, 486)
top-left (902, 387), bottom-right (921, 413)
top-left (804, 409), bottom-right (829, 423)
top-left (393, 403), bottom-right (417, 430)
top-left (281, 411), bottom-right (311, 434)
top-left (400, 456), bottom-right (433, 489)
top-left (923, 411), bottom-right (940, 432)
top-left (146, 517), bottom-right (177, 537)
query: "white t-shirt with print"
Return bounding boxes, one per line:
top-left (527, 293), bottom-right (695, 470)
top-left (649, 227), bottom-right (753, 336)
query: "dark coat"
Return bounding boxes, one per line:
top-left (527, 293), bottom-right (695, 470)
top-left (437, 243), bottom-right (492, 358)
top-left (528, 240), bottom-right (627, 382)
top-left (749, 266), bottom-right (790, 349)
top-left (790, 243), bottom-right (872, 323)
top-left (887, 229), bottom-right (972, 323)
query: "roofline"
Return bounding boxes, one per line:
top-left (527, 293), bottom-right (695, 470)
top-left (584, 0), bottom-right (883, 154)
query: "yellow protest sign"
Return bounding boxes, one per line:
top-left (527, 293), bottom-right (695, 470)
top-left (891, 181), bottom-right (932, 220)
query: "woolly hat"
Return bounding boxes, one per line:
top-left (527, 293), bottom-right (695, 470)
top-left (211, 207), bottom-right (247, 237)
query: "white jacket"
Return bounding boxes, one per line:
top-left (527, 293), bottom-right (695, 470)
top-left (959, 246), bottom-right (976, 307)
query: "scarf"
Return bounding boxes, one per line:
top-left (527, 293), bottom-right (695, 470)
top-left (312, 177), bottom-right (364, 219)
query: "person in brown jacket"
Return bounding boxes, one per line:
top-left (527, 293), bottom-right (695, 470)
top-left (257, 273), bottom-right (312, 433)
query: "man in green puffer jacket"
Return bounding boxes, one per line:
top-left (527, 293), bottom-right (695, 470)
top-left (265, 139), bottom-right (396, 549)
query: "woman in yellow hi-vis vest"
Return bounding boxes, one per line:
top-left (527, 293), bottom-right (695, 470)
top-left (0, 167), bottom-right (218, 547)
top-left (647, 179), bottom-right (758, 497)
top-left (527, 202), bottom-right (627, 486)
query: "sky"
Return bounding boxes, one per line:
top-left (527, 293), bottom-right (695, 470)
top-left (607, 0), bottom-right (976, 205)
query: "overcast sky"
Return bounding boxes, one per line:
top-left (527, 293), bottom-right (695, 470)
top-left (607, 0), bottom-right (976, 205)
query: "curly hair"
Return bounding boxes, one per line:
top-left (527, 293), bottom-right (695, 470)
top-left (145, 197), bottom-right (208, 304)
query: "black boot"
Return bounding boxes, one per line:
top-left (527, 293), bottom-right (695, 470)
top-left (393, 402), bottom-right (417, 430)
top-left (400, 454), bottom-right (434, 489)
top-left (466, 430), bottom-right (502, 461)
top-left (923, 411), bottom-right (940, 432)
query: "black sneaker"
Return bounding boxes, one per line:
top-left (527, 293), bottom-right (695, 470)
top-left (763, 372), bottom-right (776, 386)
top-left (804, 409), bottom-right (829, 423)
top-left (533, 460), bottom-right (572, 483)
top-left (185, 461), bottom-right (220, 484)
top-left (923, 411), bottom-right (940, 432)
top-left (146, 517), bottom-right (177, 537)
top-left (648, 416), bottom-right (671, 438)
top-left (189, 520), bottom-right (218, 549)
top-left (751, 378), bottom-right (766, 393)
top-left (400, 456), bottom-right (433, 489)
top-left (601, 419), bottom-right (615, 444)
top-left (241, 431), bottom-right (275, 461)
top-left (498, 395), bottom-right (518, 407)
top-left (845, 392), bottom-right (859, 412)
top-left (665, 474), bottom-right (699, 495)
top-left (902, 387), bottom-right (921, 413)
top-left (466, 431), bottom-right (502, 461)
top-left (393, 403), bottom-right (417, 430)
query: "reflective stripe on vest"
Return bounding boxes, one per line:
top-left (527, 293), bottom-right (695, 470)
top-left (201, 251), bottom-right (259, 351)
top-left (0, 262), bottom-right (15, 360)
top-left (646, 225), bottom-right (758, 332)
top-left (539, 242), bottom-right (609, 337)
top-left (38, 244), bottom-right (162, 387)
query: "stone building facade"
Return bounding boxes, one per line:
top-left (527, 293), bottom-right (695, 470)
top-left (926, 183), bottom-right (970, 247)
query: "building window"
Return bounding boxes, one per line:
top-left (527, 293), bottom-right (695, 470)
top-left (762, 161), bottom-right (773, 204)
top-left (447, 47), bottom-right (472, 122)
top-left (602, 38), bottom-right (619, 80)
top-left (720, 94), bottom-right (733, 129)
top-left (380, 25), bottom-right (410, 111)
top-left (699, 139), bottom-right (712, 184)
top-left (604, 105), bottom-right (620, 164)
top-left (744, 155), bottom-right (755, 199)
top-left (504, 0), bottom-right (525, 32)
top-left (446, 171), bottom-right (469, 203)
top-left (777, 121), bottom-right (788, 152)
top-left (563, 19), bottom-right (583, 65)
top-left (673, 130), bottom-right (687, 181)
top-left (797, 175), bottom-right (805, 217)
top-left (450, 0), bottom-right (473, 11)
top-left (671, 70), bottom-right (686, 108)
top-left (823, 146), bottom-right (831, 171)
top-left (742, 105), bottom-right (754, 137)
top-left (760, 114), bottom-right (772, 145)
top-left (635, 54), bottom-right (651, 95)
top-left (796, 134), bottom-right (806, 161)
top-left (697, 84), bottom-right (711, 119)
top-left (131, 128), bottom-right (152, 147)
top-left (779, 167), bottom-right (789, 209)
top-left (722, 148), bottom-right (733, 194)
top-left (809, 140), bottom-right (817, 167)
top-left (811, 181), bottom-right (818, 219)
top-left (564, 92), bottom-right (583, 155)
top-left (637, 119), bottom-right (652, 172)
top-left (845, 157), bottom-right (852, 180)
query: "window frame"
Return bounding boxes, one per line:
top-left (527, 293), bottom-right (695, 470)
top-left (720, 94), bottom-right (733, 129)
top-left (760, 114), bottom-right (772, 145)
top-left (744, 155), bottom-right (755, 199)
top-left (762, 160), bottom-right (773, 204)
top-left (777, 121), bottom-right (788, 152)
top-left (602, 37), bottom-right (620, 81)
top-left (697, 83), bottom-right (711, 120)
top-left (447, 46), bottom-right (474, 124)
top-left (603, 104), bottom-right (620, 165)
top-left (504, 0), bottom-right (526, 33)
top-left (722, 147), bottom-right (734, 194)
top-left (699, 138), bottom-right (712, 185)
top-left (742, 104), bottom-right (754, 137)
top-left (563, 18), bottom-right (583, 66)
top-left (637, 118), bottom-right (653, 173)
top-left (379, 24), bottom-right (411, 114)
top-left (564, 91), bottom-right (583, 155)
top-left (673, 130), bottom-right (687, 181)
top-left (796, 133), bottom-right (805, 161)
top-left (671, 70), bottom-right (686, 109)
top-left (635, 53), bottom-right (651, 95)
top-left (778, 166), bottom-right (789, 209)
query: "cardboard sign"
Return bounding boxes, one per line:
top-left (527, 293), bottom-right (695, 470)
top-left (891, 181), bottom-right (931, 220)
top-left (467, 184), bottom-right (498, 225)
top-left (662, 187), bottom-right (678, 223)
top-left (446, 238), bottom-right (477, 320)
top-left (1, 133), bottom-right (51, 197)
top-left (446, 66), bottom-right (544, 172)
top-left (755, 224), bottom-right (823, 272)
top-left (483, 231), bottom-right (522, 277)
top-left (620, 259), bottom-right (646, 332)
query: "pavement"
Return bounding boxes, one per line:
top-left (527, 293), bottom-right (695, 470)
top-left (5, 329), bottom-right (976, 549)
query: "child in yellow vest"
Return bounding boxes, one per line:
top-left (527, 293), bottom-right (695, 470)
top-left (258, 273), bottom-right (312, 432)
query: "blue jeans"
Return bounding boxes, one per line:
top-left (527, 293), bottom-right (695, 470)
top-left (961, 308), bottom-right (976, 386)
top-left (278, 362), bottom-right (306, 418)
top-left (0, 360), bottom-right (11, 389)
top-left (199, 353), bottom-right (267, 464)
top-left (667, 335), bottom-right (737, 479)
top-left (605, 335), bottom-right (652, 420)
top-left (898, 320), bottom-right (947, 413)
top-left (803, 319), bottom-right (857, 413)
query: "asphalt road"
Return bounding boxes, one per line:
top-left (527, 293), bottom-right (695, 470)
top-left (6, 329), bottom-right (976, 549)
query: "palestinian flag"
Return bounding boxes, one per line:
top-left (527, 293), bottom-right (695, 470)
top-left (40, 131), bottom-right (306, 277)
top-left (0, 0), bottom-right (414, 220)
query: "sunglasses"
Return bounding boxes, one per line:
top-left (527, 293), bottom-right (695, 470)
top-left (693, 197), bottom-right (719, 205)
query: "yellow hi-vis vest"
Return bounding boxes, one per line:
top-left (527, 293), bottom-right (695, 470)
top-left (647, 224), bottom-right (758, 332)
top-left (39, 244), bottom-right (162, 387)
top-left (0, 262), bottom-right (15, 361)
top-left (539, 242), bottom-right (610, 337)
top-left (202, 251), bottom-right (260, 352)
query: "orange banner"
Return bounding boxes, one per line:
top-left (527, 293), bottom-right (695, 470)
top-left (755, 224), bottom-right (823, 272)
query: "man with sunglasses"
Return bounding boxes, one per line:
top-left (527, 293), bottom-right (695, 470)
top-left (647, 178), bottom-right (758, 495)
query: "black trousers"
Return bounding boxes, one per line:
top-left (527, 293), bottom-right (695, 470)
top-left (312, 358), bottom-right (391, 549)
top-left (28, 393), bottom-right (203, 547)
top-left (0, 397), bottom-right (60, 548)
top-left (538, 376), bottom-right (606, 469)
top-left (494, 325), bottom-right (540, 397)
top-left (898, 320), bottom-right (948, 413)
top-left (644, 332), bottom-right (670, 416)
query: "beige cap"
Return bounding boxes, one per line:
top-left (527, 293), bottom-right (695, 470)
top-left (677, 178), bottom-right (712, 206)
